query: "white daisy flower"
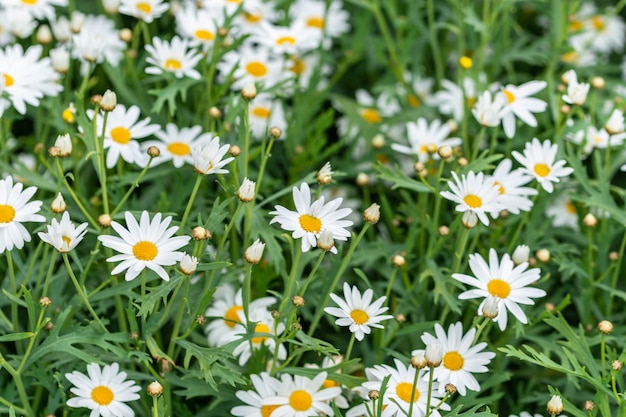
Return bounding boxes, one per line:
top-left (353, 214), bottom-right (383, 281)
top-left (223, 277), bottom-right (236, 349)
top-left (412, 322), bottom-right (495, 396)
top-left (118, 0), bottom-right (169, 23)
top-left (72, 15), bottom-right (126, 68)
top-left (269, 182), bottom-right (353, 254)
top-left (65, 362), bottom-right (141, 417)
top-left (573, 11), bottom-right (626, 54)
top-left (87, 104), bottom-right (161, 169)
top-left (232, 0), bottom-right (280, 35)
top-left (287, 53), bottom-right (331, 90)
top-left (303, 356), bottom-right (349, 408)
top-left (487, 159), bottom-right (537, 215)
top-left (452, 248), bottom-right (546, 331)
top-left (218, 42), bottom-right (286, 90)
top-left (511, 138), bottom-right (574, 193)
top-left (324, 282), bottom-right (393, 341)
top-left (232, 372), bottom-right (282, 417)
top-left (37, 211), bottom-right (88, 253)
top-left (251, 21), bottom-right (321, 55)
top-left (263, 372), bottom-right (343, 417)
top-left (232, 307), bottom-right (286, 366)
top-left (440, 171), bottom-right (503, 226)
top-left (98, 211), bottom-right (191, 281)
top-left (175, 4), bottom-right (222, 51)
top-left (145, 36), bottom-right (203, 79)
top-left (191, 136), bottom-right (234, 175)
top-left (401, 72), bottom-right (434, 108)
top-left (3, 7), bottom-right (37, 41)
top-left (391, 117), bottom-right (462, 163)
top-left (290, 0), bottom-right (350, 40)
top-left (472, 90), bottom-right (506, 127)
top-left (0, 44), bottom-right (62, 116)
top-left (142, 123), bottom-right (213, 168)
top-left (3, 0), bottom-right (67, 20)
top-left (545, 192), bottom-right (579, 230)
top-left (497, 80), bottom-right (547, 138)
top-left (562, 69), bottom-right (589, 106)
top-left (204, 284), bottom-right (276, 347)
top-left (429, 77), bottom-right (478, 122)
top-left (247, 93), bottom-right (287, 138)
top-left (0, 176), bottom-right (45, 253)
top-left (354, 88), bottom-right (400, 124)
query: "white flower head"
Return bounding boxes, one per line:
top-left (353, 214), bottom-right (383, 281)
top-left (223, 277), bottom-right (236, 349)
top-left (38, 212), bottom-right (88, 253)
top-left (512, 138), bottom-right (574, 193)
top-left (487, 158), bottom-right (538, 215)
top-left (191, 136), bottom-right (234, 175)
top-left (145, 36), bottom-right (203, 79)
top-left (4, 0), bottom-right (68, 20)
top-left (142, 123), bottom-right (214, 168)
top-left (498, 80), bottom-right (547, 138)
top-left (606, 109), bottom-right (625, 134)
top-left (391, 118), bottom-right (462, 163)
top-left (231, 372), bottom-right (281, 417)
top-left (118, 0), bottom-right (169, 22)
top-left (472, 90), bottom-right (505, 127)
top-left (0, 176), bottom-right (45, 253)
top-left (440, 171), bottom-right (503, 226)
top-left (562, 69), bottom-right (590, 105)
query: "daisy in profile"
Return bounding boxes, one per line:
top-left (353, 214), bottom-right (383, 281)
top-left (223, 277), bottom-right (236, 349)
top-left (324, 282), bottom-right (393, 341)
top-left (512, 138), bottom-right (574, 193)
top-left (487, 158), bottom-right (537, 215)
top-left (472, 90), bottom-right (505, 127)
top-left (452, 248), bottom-right (546, 330)
top-left (87, 104), bottom-right (161, 169)
top-left (217, 43), bottom-right (285, 90)
top-left (497, 80), bottom-right (547, 138)
top-left (262, 372), bottom-right (343, 417)
top-left (38, 212), bottom-right (89, 253)
top-left (247, 93), bottom-right (287, 138)
top-left (561, 69), bottom-right (589, 106)
top-left (118, 0), bottom-right (169, 23)
top-left (412, 322), bottom-right (495, 396)
top-left (0, 176), bottom-right (45, 253)
top-left (440, 171), bottom-right (502, 226)
top-left (191, 136), bottom-right (234, 175)
top-left (65, 362), bottom-right (141, 417)
top-left (391, 118), bottom-right (462, 163)
top-left (269, 182), bottom-right (353, 253)
top-left (98, 211), bottom-right (191, 281)
top-left (232, 307), bottom-right (286, 366)
top-left (3, 0), bottom-right (67, 20)
top-left (142, 123), bottom-right (213, 168)
top-left (232, 373), bottom-right (281, 417)
top-left (0, 44), bottom-right (62, 116)
top-left (145, 36), bottom-right (203, 79)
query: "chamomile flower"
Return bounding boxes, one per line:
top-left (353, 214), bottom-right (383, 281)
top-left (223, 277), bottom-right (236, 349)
top-left (87, 104), bottom-right (161, 169)
top-left (0, 176), bottom-right (45, 253)
top-left (269, 182), bottom-right (353, 253)
top-left (65, 362), bottom-right (141, 417)
top-left (452, 248), bottom-right (546, 331)
top-left (487, 159), bottom-right (537, 215)
top-left (0, 44), bottom-right (62, 116)
top-left (472, 90), bottom-right (505, 127)
top-left (429, 77), bottom-right (479, 122)
top-left (118, 0), bottom-right (169, 23)
top-left (232, 373), bottom-right (282, 417)
top-left (232, 307), bottom-right (286, 366)
top-left (497, 81), bottom-right (547, 138)
top-left (562, 70), bottom-right (589, 106)
top-left (391, 118), bottom-right (462, 163)
top-left (145, 36), bottom-right (202, 79)
top-left (175, 4), bottom-right (222, 51)
top-left (72, 15), bottom-right (125, 67)
top-left (545, 192), bottom-right (579, 230)
top-left (252, 21), bottom-right (321, 55)
top-left (37, 211), bottom-right (88, 253)
top-left (217, 43), bottom-right (285, 90)
top-left (142, 123), bottom-right (213, 168)
top-left (512, 138), bottom-right (574, 193)
top-left (263, 372), bottom-right (343, 417)
top-left (98, 211), bottom-right (191, 281)
top-left (247, 93), bottom-right (287, 138)
top-left (3, 0), bottom-right (67, 20)
top-left (290, 0), bottom-right (350, 40)
top-left (191, 136), bottom-right (234, 175)
top-left (324, 282), bottom-right (393, 341)
top-left (412, 322), bottom-right (495, 396)
top-left (440, 171), bottom-right (502, 226)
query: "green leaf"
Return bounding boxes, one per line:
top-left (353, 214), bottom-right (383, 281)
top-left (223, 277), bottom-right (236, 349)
top-left (177, 340), bottom-right (242, 388)
top-left (148, 78), bottom-right (203, 116)
top-left (137, 276), bottom-right (182, 319)
top-left (0, 332), bottom-right (35, 342)
top-left (372, 162), bottom-right (432, 193)
top-left (290, 330), bottom-right (341, 357)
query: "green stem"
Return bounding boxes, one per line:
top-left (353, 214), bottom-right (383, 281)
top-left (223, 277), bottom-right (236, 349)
top-left (111, 156), bottom-right (155, 216)
top-left (17, 309), bottom-right (46, 375)
top-left (152, 395), bottom-right (159, 417)
top-left (425, 367), bottom-right (435, 417)
top-left (299, 251), bottom-right (327, 296)
top-left (166, 276), bottom-right (190, 358)
top-left (601, 334), bottom-right (606, 380)
top-left (607, 230), bottom-right (626, 315)
top-left (179, 174), bottom-right (204, 234)
top-left (204, 204), bottom-right (244, 294)
top-left (407, 363), bottom-right (421, 417)
top-left (0, 356), bottom-right (33, 416)
top-left (344, 333), bottom-right (356, 361)
top-left (384, 268), bottom-right (398, 305)
top-left (41, 250), bottom-right (58, 298)
top-left (472, 316), bottom-right (492, 345)
top-left (242, 263), bottom-right (253, 324)
top-left (98, 111), bottom-right (110, 214)
top-left (77, 63), bottom-right (93, 99)
top-left (278, 247), bottom-right (303, 315)
top-left (6, 251), bottom-right (18, 334)
top-left (368, 0), bottom-right (405, 85)
top-left (0, 396), bottom-right (26, 415)
top-left (157, 276), bottom-right (186, 328)
top-left (256, 136), bottom-right (275, 193)
top-left (427, 0), bottom-right (444, 84)
top-left (55, 158), bottom-right (99, 230)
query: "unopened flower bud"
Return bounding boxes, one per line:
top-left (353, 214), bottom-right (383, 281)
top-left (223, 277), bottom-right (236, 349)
top-left (426, 144), bottom-right (438, 154)
top-left (36, 24), bottom-right (53, 44)
top-left (208, 106), bottom-right (222, 119)
top-left (606, 109), bottom-right (625, 134)
top-left (411, 353), bottom-right (427, 369)
top-left (438, 145), bottom-right (453, 159)
top-left (241, 82), bottom-right (257, 101)
top-left (371, 134), bottom-right (385, 149)
top-left (195, 315), bottom-right (205, 325)
top-left (612, 360), bottom-right (622, 371)
top-left (45, 321), bottom-right (54, 331)
top-left (269, 127), bottom-right (282, 138)
top-left (395, 313), bottom-right (406, 323)
top-left (317, 162), bottom-right (333, 185)
top-left (55, 133), bottom-right (73, 157)
top-left (293, 322), bottom-right (302, 331)
top-left (413, 162), bottom-right (425, 173)
top-left (368, 390), bottom-right (380, 400)
top-left (39, 296), bottom-right (52, 307)
top-left (238, 178), bottom-right (256, 203)
top-left (462, 211), bottom-right (478, 229)
top-left (609, 251), bottom-right (619, 261)
top-left (48, 146), bottom-right (61, 157)
top-left (192, 226), bottom-right (211, 240)
top-left (229, 145), bottom-right (241, 157)
top-left (363, 203), bottom-right (380, 224)
top-left (392, 254), bottom-right (406, 267)
top-left (438, 225), bottom-right (449, 236)
top-left (119, 28), bottom-right (132, 42)
top-left (560, 104), bottom-right (571, 114)
top-left (50, 192), bottom-right (67, 213)
top-left (598, 320), bottom-right (613, 334)
top-left (545, 303), bottom-right (555, 312)
top-left (445, 383), bottom-right (457, 394)
top-left (583, 400), bottom-right (595, 411)
top-left (512, 245), bottom-right (530, 265)
top-left (98, 213), bottom-right (112, 227)
top-left (90, 94), bottom-right (102, 106)
top-left (591, 76), bottom-right (605, 89)
top-left (356, 172), bottom-right (369, 186)
top-left (99, 89), bottom-right (117, 112)
top-left (271, 310), bottom-right (280, 318)
top-left (218, 27), bottom-right (229, 37)
top-left (244, 239), bottom-right (265, 264)
top-left (482, 296), bottom-right (499, 319)
top-left (536, 248), bottom-right (551, 262)
top-left (547, 395), bottom-right (564, 415)
top-left (50, 46), bottom-right (70, 73)
top-left (147, 381), bottom-right (163, 397)
top-left (179, 253), bottom-right (198, 275)
top-left (583, 213), bottom-right (597, 228)
top-left (425, 340), bottom-right (443, 367)
top-left (292, 295), bottom-right (305, 307)
top-left (147, 146), bottom-right (160, 158)
top-left (317, 229), bottom-right (335, 252)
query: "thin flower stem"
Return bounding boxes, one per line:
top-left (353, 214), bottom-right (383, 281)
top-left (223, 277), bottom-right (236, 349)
top-left (601, 334), bottom-right (607, 380)
top-left (17, 309), bottom-right (46, 375)
top-left (77, 63), bottom-right (92, 99)
top-left (54, 158), bottom-right (99, 230)
top-left (425, 367), bottom-right (435, 417)
top-left (152, 396), bottom-right (159, 417)
top-left (472, 315), bottom-right (492, 345)
top-left (62, 253), bottom-right (108, 333)
top-left (367, 0), bottom-right (404, 85)
top-left (344, 333), bottom-right (356, 362)
top-left (299, 251), bottom-right (326, 296)
top-left (157, 275), bottom-right (186, 328)
top-left (242, 263), bottom-right (253, 324)
top-left (427, 0), bottom-right (444, 84)
top-left (607, 230), bottom-right (626, 315)
top-left (179, 174), bottom-right (204, 234)
top-left (0, 354), bottom-right (33, 416)
top-left (407, 364), bottom-right (421, 417)
top-left (256, 136), bottom-right (275, 193)
top-left (384, 268), bottom-right (398, 305)
top-left (167, 276), bottom-right (190, 358)
top-left (243, 101), bottom-right (251, 180)
top-left (98, 111), bottom-right (110, 214)
top-left (278, 247), bottom-right (303, 315)
top-left (111, 156), bottom-right (155, 216)
top-left (41, 250), bottom-right (58, 301)
top-left (204, 203), bottom-right (243, 294)
top-left (612, 372), bottom-right (622, 405)
top-left (6, 250), bottom-right (18, 333)
top-left (0, 396), bottom-right (26, 415)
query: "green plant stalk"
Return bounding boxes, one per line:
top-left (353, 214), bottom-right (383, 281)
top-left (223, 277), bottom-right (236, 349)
top-left (256, 136), bottom-right (275, 193)
top-left (55, 158), bottom-right (99, 230)
top-left (166, 276), bottom-right (190, 358)
top-left (426, 0), bottom-right (444, 84)
top-left (425, 367), bottom-right (435, 417)
top-left (6, 250), bottom-right (19, 334)
top-left (77, 63), bottom-right (93, 99)
top-left (242, 100), bottom-right (251, 180)
top-left (278, 247), bottom-right (303, 315)
top-left (344, 333), bottom-right (356, 362)
top-left (157, 276), bottom-right (186, 328)
top-left (308, 223), bottom-right (371, 336)
top-left (601, 333), bottom-right (607, 380)
top-left (299, 251), bottom-right (326, 296)
top-left (368, 0), bottom-right (404, 85)
top-left (407, 363), bottom-right (421, 417)
top-left (472, 315), bottom-right (492, 345)
top-left (0, 357), bottom-right (33, 416)
top-left (384, 267), bottom-right (398, 305)
top-left (62, 253), bottom-right (108, 333)
top-left (611, 372), bottom-right (622, 405)
top-left (179, 174), bottom-right (204, 234)
top-left (607, 229), bottom-right (626, 315)
top-left (152, 395), bottom-right (159, 417)
top-left (471, 127), bottom-right (487, 161)
top-left (0, 396), bottom-right (26, 415)
top-left (111, 156), bottom-right (155, 216)
top-left (242, 263), bottom-right (253, 324)
top-left (204, 203), bottom-right (243, 294)
top-left (16, 310), bottom-right (46, 375)
top-left (41, 250), bottom-right (58, 301)
top-left (97, 111), bottom-right (110, 214)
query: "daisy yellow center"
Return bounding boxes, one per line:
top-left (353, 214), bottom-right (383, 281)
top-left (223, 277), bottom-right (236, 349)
top-left (419, 145), bottom-right (428, 154)
top-left (323, 379), bottom-right (339, 388)
top-left (62, 235), bottom-right (72, 247)
top-left (396, 382), bottom-right (419, 403)
top-left (226, 0), bottom-right (241, 3)
top-left (566, 202), bottom-right (577, 214)
top-left (91, 385), bottom-right (114, 406)
top-left (569, 20), bottom-right (583, 32)
top-left (487, 279), bottom-right (511, 298)
top-left (561, 51), bottom-right (578, 63)
top-left (503, 89), bottom-right (515, 104)
top-left (246, 61), bottom-right (268, 77)
top-left (289, 390), bottom-right (312, 411)
top-left (136, 2), bottom-right (151, 13)
top-left (110, 127), bottom-right (131, 144)
top-left (289, 57), bottom-right (306, 75)
top-left (167, 142), bottom-right (191, 156)
top-left (165, 59), bottom-right (182, 70)
top-left (276, 36), bottom-right (296, 46)
top-left (463, 194), bottom-right (482, 208)
top-left (261, 405), bottom-right (280, 417)
top-left (533, 163), bottom-right (551, 177)
top-left (3, 73), bottom-right (14, 87)
top-left (350, 309), bottom-right (369, 325)
top-left (407, 94), bottom-right (421, 108)
top-left (224, 305), bottom-right (243, 328)
top-left (493, 181), bottom-right (505, 194)
top-left (360, 108), bottom-right (381, 124)
top-left (252, 323), bottom-right (270, 344)
top-left (21, 0), bottom-right (38, 4)
top-left (195, 29), bottom-right (215, 41)
top-left (299, 214), bottom-right (322, 233)
top-left (591, 16), bottom-right (605, 31)
top-left (62, 108), bottom-right (75, 123)
top-left (467, 96), bottom-right (477, 108)
top-left (244, 12), bottom-right (262, 23)
top-left (593, 136), bottom-right (602, 144)
top-left (132, 240), bottom-right (158, 261)
top-left (306, 17), bottom-right (324, 28)
top-left (252, 106), bottom-right (271, 119)
top-left (0, 205), bottom-right (16, 223)
top-left (443, 351), bottom-right (465, 371)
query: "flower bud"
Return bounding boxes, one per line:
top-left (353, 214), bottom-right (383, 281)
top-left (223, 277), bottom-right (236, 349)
top-left (606, 109), bottom-right (625, 134)
top-left (119, 27), bottom-right (132, 42)
top-left (612, 360), bottom-right (622, 371)
top-left (410, 353), bottom-right (427, 369)
top-left (39, 296), bottom-right (52, 307)
top-left (512, 245), bottom-right (530, 265)
top-left (547, 395), bottom-right (564, 415)
top-left (70, 10), bottom-right (85, 33)
top-left (425, 340), bottom-right (443, 367)
top-left (317, 162), bottom-right (332, 185)
top-left (147, 146), bottom-right (160, 158)
top-left (591, 76), bottom-right (605, 89)
top-left (462, 211), bottom-right (478, 229)
top-left (438, 225), bottom-right (449, 236)
top-left (48, 146), bottom-right (61, 157)
top-left (50, 45), bottom-right (70, 73)
top-left (229, 145), bottom-right (241, 157)
top-left (609, 251), bottom-right (619, 261)
top-left (208, 106), bottom-right (222, 119)
top-left (317, 229), bottom-right (334, 252)
top-left (292, 295), bottom-right (305, 307)
top-left (356, 172), bottom-right (369, 186)
top-left (195, 315), bottom-right (206, 325)
top-left (269, 126), bottom-right (282, 138)
top-left (482, 296), bottom-right (499, 319)
top-left (395, 313), bottom-right (406, 323)
top-left (62, 103), bottom-right (76, 124)
top-left (244, 239), bottom-right (265, 264)
top-left (147, 381), bottom-right (163, 397)
top-left (444, 383), bottom-right (457, 394)
top-left (598, 320), bottom-right (613, 334)
top-left (368, 390), bottom-right (380, 400)
top-left (192, 226), bottom-right (211, 240)
top-left (437, 145), bottom-right (453, 159)
top-left (179, 253), bottom-right (198, 275)
top-left (238, 178), bottom-right (256, 203)
top-left (363, 203), bottom-right (381, 224)
top-left (583, 213), bottom-right (597, 228)
top-left (50, 192), bottom-right (67, 213)
top-left (241, 82), bottom-right (257, 101)
top-left (371, 134), bottom-right (385, 149)
top-left (52, 134), bottom-right (72, 157)
top-left (36, 24), bottom-right (53, 44)
top-left (392, 254), bottom-right (405, 267)
top-left (98, 213), bottom-right (112, 228)
top-left (583, 400), bottom-right (595, 411)
top-left (536, 248), bottom-right (551, 263)
top-left (99, 89), bottom-right (117, 112)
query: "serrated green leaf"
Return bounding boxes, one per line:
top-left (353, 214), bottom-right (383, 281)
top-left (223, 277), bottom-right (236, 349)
top-left (0, 332), bottom-right (35, 342)
top-left (372, 162), bottom-right (432, 193)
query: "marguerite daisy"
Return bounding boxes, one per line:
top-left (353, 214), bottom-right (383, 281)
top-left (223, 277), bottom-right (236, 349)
top-left (0, 176), bottom-right (45, 253)
top-left (175, 4), bottom-right (222, 51)
top-left (324, 282), bottom-right (393, 341)
top-left (232, 307), bottom-right (286, 366)
top-left (98, 211), bottom-right (191, 281)
top-left (545, 192), bottom-right (579, 230)
top-left (142, 123), bottom-right (213, 168)
top-left (246, 93), bottom-right (287, 138)
top-left (452, 248), bottom-right (546, 330)
top-left (472, 90), bottom-right (505, 127)
top-left (487, 158), bottom-right (537, 215)
top-left (191, 136), bottom-right (234, 175)
top-left (145, 36), bottom-right (203, 79)
top-left (562, 69), bottom-right (589, 106)
top-left (290, 0), bottom-right (350, 40)
top-left (440, 171), bottom-right (502, 226)
top-left (38, 211), bottom-right (88, 253)
top-left (65, 362), bottom-right (141, 417)
top-left (232, 372), bottom-right (281, 417)
top-left (512, 138), bottom-right (574, 193)
top-left (412, 322), bottom-right (495, 396)
top-left (252, 21), bottom-right (321, 55)
top-left (263, 372), bottom-right (343, 417)
top-left (391, 117), bottom-right (462, 163)
top-left (217, 43), bottom-right (285, 90)
top-left (3, 0), bottom-right (67, 20)
top-left (269, 182), bottom-right (353, 253)
top-left (118, 0), bottom-right (169, 23)
top-left (497, 80), bottom-right (547, 138)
